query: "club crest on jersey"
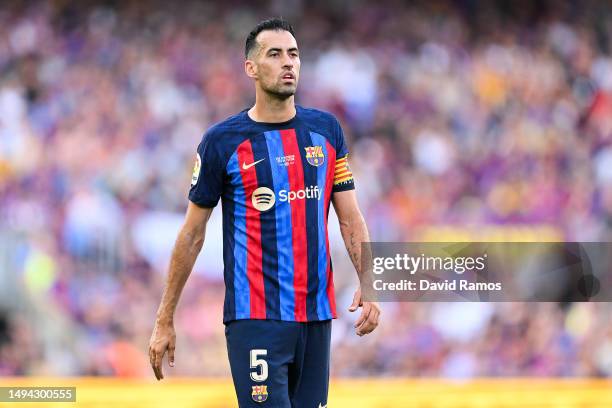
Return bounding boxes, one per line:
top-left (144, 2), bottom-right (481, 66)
top-left (305, 145), bottom-right (325, 167)
top-left (252, 385), bottom-right (268, 403)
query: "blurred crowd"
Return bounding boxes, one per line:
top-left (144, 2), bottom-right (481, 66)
top-left (2, 0), bottom-right (612, 377)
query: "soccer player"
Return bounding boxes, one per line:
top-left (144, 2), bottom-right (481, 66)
top-left (149, 18), bottom-right (380, 407)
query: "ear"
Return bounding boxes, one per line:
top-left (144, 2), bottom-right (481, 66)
top-left (245, 59), bottom-right (257, 79)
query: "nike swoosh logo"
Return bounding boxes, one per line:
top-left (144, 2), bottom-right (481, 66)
top-left (242, 158), bottom-right (265, 170)
top-left (318, 404), bottom-right (327, 408)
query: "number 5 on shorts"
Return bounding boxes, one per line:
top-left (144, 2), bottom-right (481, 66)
top-left (250, 349), bottom-right (268, 382)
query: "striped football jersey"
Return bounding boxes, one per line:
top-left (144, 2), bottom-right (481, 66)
top-left (189, 105), bottom-right (354, 323)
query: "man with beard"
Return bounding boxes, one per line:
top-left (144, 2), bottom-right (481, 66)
top-left (149, 18), bottom-right (380, 407)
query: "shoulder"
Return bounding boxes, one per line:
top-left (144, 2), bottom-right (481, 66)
top-left (199, 110), bottom-right (254, 158)
top-left (202, 110), bottom-right (248, 143)
top-left (197, 111), bottom-right (251, 166)
top-left (298, 105), bottom-right (340, 128)
top-left (297, 106), bottom-right (345, 150)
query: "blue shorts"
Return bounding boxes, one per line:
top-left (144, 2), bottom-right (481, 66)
top-left (225, 319), bottom-right (331, 408)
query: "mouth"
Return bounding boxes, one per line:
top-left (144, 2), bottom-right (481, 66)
top-left (281, 72), bottom-right (295, 81)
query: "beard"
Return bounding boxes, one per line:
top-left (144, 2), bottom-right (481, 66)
top-left (261, 80), bottom-right (297, 100)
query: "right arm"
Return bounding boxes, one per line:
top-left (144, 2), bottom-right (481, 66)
top-left (149, 202), bottom-right (213, 380)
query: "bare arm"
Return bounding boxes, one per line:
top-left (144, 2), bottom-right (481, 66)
top-left (149, 202), bottom-right (213, 380)
top-left (332, 190), bottom-right (380, 336)
top-left (333, 190), bottom-right (370, 279)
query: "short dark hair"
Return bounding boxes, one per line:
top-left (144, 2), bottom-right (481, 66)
top-left (245, 18), bottom-right (296, 59)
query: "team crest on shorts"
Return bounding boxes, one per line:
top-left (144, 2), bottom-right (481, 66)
top-left (252, 385), bottom-right (268, 403)
top-left (305, 145), bottom-right (325, 167)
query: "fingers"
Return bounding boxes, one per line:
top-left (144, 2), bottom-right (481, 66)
top-left (149, 347), bottom-right (158, 379)
top-left (355, 303), bottom-right (381, 336)
top-left (149, 344), bottom-right (165, 380)
top-left (348, 289), bottom-right (362, 312)
top-left (149, 339), bottom-right (169, 380)
top-left (149, 324), bottom-right (176, 380)
top-left (155, 350), bottom-right (164, 380)
top-left (168, 338), bottom-right (176, 368)
top-left (354, 303), bottom-right (371, 329)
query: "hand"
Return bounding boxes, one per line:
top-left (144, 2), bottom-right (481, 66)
top-left (148, 321), bottom-right (176, 380)
top-left (348, 287), bottom-right (381, 336)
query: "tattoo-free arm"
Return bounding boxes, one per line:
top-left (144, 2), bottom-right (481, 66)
top-left (149, 202), bottom-right (213, 380)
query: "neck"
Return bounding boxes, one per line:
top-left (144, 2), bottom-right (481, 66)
top-left (248, 88), bottom-right (296, 123)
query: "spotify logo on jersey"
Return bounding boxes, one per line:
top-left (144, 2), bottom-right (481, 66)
top-left (252, 187), bottom-right (276, 211)
top-left (251, 185), bottom-right (322, 212)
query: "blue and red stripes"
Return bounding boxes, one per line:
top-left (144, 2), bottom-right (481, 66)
top-left (310, 132), bottom-right (335, 319)
top-left (280, 129), bottom-right (309, 322)
top-left (323, 139), bottom-right (337, 318)
top-left (251, 137), bottom-right (281, 320)
top-left (236, 140), bottom-right (266, 319)
top-left (295, 132), bottom-right (321, 320)
top-left (264, 130), bottom-right (295, 321)
top-left (225, 130), bottom-right (337, 322)
top-left (227, 152), bottom-right (250, 319)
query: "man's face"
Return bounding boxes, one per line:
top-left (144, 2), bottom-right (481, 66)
top-left (247, 30), bottom-right (300, 98)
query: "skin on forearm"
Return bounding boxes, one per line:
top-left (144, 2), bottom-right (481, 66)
top-left (155, 224), bottom-right (205, 325)
top-left (338, 210), bottom-right (370, 283)
top-left (334, 192), bottom-right (381, 333)
top-left (332, 190), bottom-right (377, 305)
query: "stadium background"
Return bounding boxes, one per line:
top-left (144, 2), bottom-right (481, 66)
top-left (1, 0), bottom-right (612, 406)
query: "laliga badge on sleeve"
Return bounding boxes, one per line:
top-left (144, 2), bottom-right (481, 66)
top-left (191, 153), bottom-right (201, 186)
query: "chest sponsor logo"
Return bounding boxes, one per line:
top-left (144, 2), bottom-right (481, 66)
top-left (252, 187), bottom-right (276, 212)
top-left (305, 145), bottom-right (325, 167)
top-left (250, 185), bottom-right (322, 212)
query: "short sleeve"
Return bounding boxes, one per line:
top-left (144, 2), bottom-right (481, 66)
top-left (332, 118), bottom-right (355, 192)
top-left (188, 131), bottom-right (224, 207)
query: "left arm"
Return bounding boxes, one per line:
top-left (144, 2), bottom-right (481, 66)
top-left (332, 190), bottom-right (381, 336)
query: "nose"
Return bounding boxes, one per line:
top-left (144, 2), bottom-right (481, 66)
top-left (281, 53), bottom-right (293, 69)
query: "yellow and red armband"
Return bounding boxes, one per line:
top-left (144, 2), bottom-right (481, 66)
top-left (333, 155), bottom-right (355, 192)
